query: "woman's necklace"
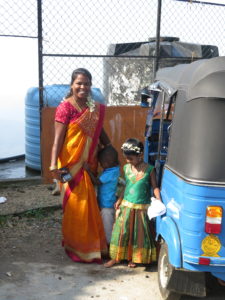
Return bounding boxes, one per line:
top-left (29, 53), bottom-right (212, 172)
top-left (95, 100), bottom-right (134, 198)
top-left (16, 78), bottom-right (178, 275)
top-left (73, 96), bottom-right (87, 112)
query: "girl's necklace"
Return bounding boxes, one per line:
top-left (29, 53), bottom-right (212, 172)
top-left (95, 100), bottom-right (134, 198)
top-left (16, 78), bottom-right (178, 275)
top-left (131, 161), bottom-right (144, 175)
top-left (129, 161), bottom-right (146, 182)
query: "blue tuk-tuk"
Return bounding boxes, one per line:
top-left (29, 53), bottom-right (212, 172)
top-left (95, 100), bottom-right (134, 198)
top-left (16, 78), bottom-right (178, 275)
top-left (142, 56), bottom-right (225, 299)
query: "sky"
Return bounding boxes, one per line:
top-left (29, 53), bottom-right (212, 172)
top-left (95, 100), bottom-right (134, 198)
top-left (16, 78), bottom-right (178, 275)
top-left (0, 38), bottom-right (38, 158)
top-left (0, 0), bottom-right (224, 159)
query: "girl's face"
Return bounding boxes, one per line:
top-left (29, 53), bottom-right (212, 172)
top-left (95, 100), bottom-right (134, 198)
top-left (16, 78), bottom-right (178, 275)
top-left (71, 74), bottom-right (91, 101)
top-left (124, 154), bottom-right (142, 167)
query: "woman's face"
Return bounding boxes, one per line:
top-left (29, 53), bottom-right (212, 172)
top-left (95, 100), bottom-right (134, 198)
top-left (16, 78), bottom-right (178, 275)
top-left (71, 74), bottom-right (91, 101)
top-left (124, 154), bottom-right (141, 167)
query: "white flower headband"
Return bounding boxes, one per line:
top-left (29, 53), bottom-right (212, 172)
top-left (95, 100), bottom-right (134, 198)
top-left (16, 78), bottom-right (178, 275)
top-left (121, 142), bottom-right (142, 154)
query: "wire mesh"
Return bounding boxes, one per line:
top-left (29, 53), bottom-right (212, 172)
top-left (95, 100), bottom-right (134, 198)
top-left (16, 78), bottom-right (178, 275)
top-left (0, 0), bottom-right (37, 38)
top-left (0, 0), bottom-right (224, 105)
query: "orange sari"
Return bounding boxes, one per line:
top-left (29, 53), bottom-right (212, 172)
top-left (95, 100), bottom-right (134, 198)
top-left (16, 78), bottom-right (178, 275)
top-left (57, 102), bottom-right (107, 263)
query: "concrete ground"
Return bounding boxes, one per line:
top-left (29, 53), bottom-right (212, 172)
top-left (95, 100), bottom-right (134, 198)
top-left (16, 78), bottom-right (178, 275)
top-left (0, 179), bottom-right (225, 300)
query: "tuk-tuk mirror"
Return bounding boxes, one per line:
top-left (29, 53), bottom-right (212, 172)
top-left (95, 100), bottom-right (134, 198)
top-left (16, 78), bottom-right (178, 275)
top-left (141, 87), bottom-right (151, 107)
top-left (141, 87), bottom-right (159, 108)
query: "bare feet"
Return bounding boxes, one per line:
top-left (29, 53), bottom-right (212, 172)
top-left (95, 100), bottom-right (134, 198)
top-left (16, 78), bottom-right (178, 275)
top-left (104, 259), bottom-right (118, 268)
top-left (128, 261), bottom-right (136, 268)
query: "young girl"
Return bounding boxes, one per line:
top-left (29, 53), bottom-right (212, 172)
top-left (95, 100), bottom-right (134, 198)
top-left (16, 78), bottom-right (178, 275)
top-left (104, 138), bottom-right (161, 268)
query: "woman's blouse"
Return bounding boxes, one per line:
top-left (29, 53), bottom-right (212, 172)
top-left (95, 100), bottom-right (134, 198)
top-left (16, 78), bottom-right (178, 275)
top-left (123, 163), bottom-right (154, 204)
top-left (55, 100), bottom-right (81, 124)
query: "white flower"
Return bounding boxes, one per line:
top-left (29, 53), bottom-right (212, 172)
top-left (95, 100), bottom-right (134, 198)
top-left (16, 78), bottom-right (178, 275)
top-left (121, 143), bottom-right (141, 154)
top-left (86, 96), bottom-right (95, 112)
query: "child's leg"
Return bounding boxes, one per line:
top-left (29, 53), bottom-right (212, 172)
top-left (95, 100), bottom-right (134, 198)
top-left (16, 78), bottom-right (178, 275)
top-left (100, 208), bottom-right (115, 245)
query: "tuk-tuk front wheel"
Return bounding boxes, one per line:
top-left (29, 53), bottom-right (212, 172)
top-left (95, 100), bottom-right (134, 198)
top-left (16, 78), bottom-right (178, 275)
top-left (158, 242), bottom-right (181, 300)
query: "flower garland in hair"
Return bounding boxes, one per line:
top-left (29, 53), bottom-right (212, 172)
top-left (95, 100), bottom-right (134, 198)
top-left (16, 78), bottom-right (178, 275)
top-left (121, 142), bottom-right (142, 154)
top-left (86, 95), bottom-right (95, 112)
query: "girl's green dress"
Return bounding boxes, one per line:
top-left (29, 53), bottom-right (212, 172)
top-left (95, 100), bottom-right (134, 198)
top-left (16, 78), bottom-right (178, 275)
top-left (109, 163), bottom-right (157, 264)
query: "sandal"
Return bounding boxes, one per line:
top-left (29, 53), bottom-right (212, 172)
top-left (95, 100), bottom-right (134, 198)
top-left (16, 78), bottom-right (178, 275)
top-left (128, 261), bottom-right (137, 268)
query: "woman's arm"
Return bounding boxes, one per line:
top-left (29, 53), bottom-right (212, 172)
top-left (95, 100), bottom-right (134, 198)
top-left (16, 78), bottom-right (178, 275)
top-left (83, 162), bottom-right (102, 185)
top-left (50, 121), bottom-right (67, 179)
top-left (99, 128), bottom-right (111, 147)
top-left (150, 169), bottom-right (161, 200)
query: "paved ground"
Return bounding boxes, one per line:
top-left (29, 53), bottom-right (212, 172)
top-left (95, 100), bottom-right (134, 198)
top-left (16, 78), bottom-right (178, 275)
top-left (1, 180), bottom-right (225, 300)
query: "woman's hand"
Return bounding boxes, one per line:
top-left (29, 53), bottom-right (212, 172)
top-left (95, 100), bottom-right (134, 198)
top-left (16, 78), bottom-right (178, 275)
top-left (50, 169), bottom-right (61, 181)
top-left (50, 168), bottom-right (69, 183)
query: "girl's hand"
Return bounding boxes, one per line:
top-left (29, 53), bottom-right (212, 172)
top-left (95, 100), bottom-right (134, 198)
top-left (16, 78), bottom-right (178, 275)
top-left (153, 187), bottom-right (161, 201)
top-left (151, 196), bottom-right (162, 202)
top-left (114, 198), bottom-right (122, 210)
top-left (115, 208), bottom-right (121, 219)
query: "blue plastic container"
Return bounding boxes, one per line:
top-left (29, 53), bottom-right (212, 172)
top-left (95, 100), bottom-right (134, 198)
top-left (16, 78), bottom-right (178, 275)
top-left (25, 85), bottom-right (105, 171)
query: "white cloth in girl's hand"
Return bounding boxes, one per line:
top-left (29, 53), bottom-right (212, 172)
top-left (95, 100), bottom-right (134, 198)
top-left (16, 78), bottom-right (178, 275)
top-left (147, 197), bottom-right (166, 220)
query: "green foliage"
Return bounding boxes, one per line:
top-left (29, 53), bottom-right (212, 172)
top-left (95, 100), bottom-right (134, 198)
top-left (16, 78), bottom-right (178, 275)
top-left (0, 206), bottom-right (61, 227)
top-left (0, 215), bottom-right (11, 226)
top-left (22, 208), bottom-right (49, 219)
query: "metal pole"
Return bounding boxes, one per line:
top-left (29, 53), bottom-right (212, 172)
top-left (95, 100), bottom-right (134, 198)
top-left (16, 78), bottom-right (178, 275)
top-left (153, 0), bottom-right (162, 79)
top-left (37, 0), bottom-right (43, 174)
top-left (157, 91), bottom-right (166, 161)
top-left (37, 0), bottom-right (44, 111)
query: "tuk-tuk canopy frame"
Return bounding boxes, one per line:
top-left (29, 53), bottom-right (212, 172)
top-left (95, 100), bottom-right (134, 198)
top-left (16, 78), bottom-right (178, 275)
top-left (153, 56), bottom-right (225, 185)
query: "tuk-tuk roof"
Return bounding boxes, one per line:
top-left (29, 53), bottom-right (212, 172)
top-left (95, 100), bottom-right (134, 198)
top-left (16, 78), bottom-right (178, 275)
top-left (156, 56), bottom-right (225, 101)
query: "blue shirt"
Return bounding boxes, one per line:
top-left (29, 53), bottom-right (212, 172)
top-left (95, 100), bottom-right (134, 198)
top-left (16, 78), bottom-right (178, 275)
top-left (97, 166), bottom-right (120, 208)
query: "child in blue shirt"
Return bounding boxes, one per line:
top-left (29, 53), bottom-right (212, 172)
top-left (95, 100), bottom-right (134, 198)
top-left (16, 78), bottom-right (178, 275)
top-left (84, 146), bottom-right (120, 245)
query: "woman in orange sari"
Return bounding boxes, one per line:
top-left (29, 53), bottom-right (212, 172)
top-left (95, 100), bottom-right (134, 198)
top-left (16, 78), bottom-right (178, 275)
top-left (50, 68), bottom-right (110, 263)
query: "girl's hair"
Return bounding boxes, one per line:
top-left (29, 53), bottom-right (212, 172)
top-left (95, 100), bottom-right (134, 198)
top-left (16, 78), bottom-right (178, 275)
top-left (66, 68), bottom-right (92, 98)
top-left (121, 138), bottom-right (144, 156)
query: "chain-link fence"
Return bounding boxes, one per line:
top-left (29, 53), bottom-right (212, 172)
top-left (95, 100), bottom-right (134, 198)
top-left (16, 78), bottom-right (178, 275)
top-left (1, 0), bottom-right (225, 106)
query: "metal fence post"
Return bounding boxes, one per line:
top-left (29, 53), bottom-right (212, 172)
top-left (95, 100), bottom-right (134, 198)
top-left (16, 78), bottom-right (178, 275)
top-left (153, 0), bottom-right (162, 79)
top-left (37, 0), bottom-right (44, 173)
top-left (37, 0), bottom-right (43, 111)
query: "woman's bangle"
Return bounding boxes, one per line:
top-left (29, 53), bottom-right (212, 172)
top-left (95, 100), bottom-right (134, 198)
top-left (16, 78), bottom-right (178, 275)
top-left (49, 165), bottom-right (58, 171)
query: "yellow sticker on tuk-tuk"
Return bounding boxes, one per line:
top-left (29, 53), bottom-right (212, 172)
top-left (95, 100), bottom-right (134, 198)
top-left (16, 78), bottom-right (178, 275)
top-left (201, 234), bottom-right (221, 257)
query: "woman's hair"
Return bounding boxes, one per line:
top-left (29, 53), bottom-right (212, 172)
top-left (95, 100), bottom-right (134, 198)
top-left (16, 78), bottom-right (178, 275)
top-left (66, 68), bottom-right (92, 98)
top-left (98, 146), bottom-right (119, 167)
top-left (121, 138), bottom-right (144, 156)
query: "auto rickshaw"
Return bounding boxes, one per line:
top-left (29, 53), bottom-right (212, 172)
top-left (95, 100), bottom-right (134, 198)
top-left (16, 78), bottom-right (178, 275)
top-left (142, 56), bottom-right (225, 299)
